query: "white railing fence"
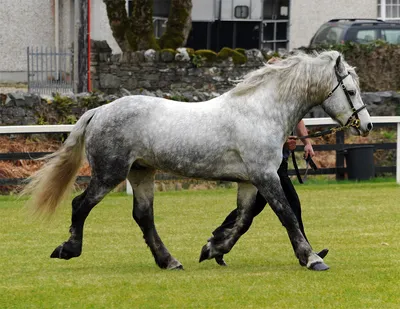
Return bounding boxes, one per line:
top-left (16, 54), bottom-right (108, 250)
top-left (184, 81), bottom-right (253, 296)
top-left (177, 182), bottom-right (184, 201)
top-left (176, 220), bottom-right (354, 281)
top-left (1, 117), bottom-right (400, 191)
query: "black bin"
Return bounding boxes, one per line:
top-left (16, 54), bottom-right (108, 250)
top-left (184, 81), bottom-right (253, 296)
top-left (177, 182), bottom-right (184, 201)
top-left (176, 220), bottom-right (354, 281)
top-left (345, 145), bottom-right (375, 180)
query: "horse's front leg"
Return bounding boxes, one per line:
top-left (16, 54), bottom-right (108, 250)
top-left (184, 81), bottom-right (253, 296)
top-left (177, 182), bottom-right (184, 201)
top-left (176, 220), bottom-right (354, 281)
top-left (253, 171), bottom-right (329, 271)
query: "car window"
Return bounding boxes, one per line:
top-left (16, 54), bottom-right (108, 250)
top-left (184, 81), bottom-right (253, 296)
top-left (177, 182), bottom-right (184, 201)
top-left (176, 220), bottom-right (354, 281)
top-left (312, 26), bottom-right (343, 45)
top-left (354, 29), bottom-right (377, 43)
top-left (381, 29), bottom-right (400, 44)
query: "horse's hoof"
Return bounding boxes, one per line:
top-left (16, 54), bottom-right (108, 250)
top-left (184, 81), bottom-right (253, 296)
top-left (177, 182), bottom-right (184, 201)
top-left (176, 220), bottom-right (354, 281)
top-left (166, 259), bottom-right (184, 270)
top-left (199, 244), bottom-right (210, 263)
top-left (50, 242), bottom-right (80, 260)
top-left (309, 261), bottom-right (330, 271)
top-left (215, 255), bottom-right (227, 266)
top-left (169, 264), bottom-right (184, 270)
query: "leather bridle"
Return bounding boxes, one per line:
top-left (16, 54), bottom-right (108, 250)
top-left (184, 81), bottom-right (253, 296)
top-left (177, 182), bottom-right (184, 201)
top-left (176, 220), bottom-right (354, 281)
top-left (292, 68), bottom-right (368, 183)
top-left (328, 70), bottom-right (367, 129)
top-left (298, 69), bottom-right (367, 140)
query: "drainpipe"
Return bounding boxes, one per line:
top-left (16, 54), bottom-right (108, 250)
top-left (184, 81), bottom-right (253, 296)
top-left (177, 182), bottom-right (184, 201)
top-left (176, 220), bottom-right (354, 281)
top-left (73, 0), bottom-right (80, 93)
top-left (87, 0), bottom-right (91, 91)
top-left (55, 0), bottom-right (60, 79)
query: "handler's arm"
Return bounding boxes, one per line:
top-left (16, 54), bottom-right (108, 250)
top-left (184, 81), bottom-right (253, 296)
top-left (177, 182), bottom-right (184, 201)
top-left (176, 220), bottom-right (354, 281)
top-left (296, 120), bottom-right (315, 158)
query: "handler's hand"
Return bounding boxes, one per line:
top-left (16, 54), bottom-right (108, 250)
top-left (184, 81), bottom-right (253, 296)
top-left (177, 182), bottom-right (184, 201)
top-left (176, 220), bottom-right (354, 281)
top-left (304, 143), bottom-right (315, 159)
top-left (284, 136), bottom-right (297, 151)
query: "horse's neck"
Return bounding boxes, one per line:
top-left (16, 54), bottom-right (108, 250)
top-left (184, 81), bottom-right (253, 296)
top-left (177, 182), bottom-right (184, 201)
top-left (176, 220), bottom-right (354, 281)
top-left (256, 83), bottom-right (315, 136)
top-left (275, 75), bottom-right (329, 134)
top-left (281, 99), bottom-right (312, 135)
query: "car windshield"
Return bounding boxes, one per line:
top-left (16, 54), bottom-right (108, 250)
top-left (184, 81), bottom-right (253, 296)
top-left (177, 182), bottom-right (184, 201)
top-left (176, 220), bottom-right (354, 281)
top-left (312, 25), bottom-right (344, 45)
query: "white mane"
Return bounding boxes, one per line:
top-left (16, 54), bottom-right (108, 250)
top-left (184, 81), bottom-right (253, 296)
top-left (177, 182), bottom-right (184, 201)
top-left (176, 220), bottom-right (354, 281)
top-left (231, 50), bottom-right (358, 102)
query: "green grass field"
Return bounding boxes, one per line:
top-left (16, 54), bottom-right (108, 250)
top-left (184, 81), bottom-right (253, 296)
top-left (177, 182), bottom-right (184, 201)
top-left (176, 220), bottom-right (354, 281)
top-left (0, 182), bottom-right (399, 308)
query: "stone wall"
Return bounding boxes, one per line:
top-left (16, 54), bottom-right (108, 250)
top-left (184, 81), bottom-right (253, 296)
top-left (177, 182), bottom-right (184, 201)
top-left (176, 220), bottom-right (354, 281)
top-left (1, 40), bottom-right (400, 125)
top-left (1, 89), bottom-right (400, 126)
top-left (90, 41), bottom-right (266, 95)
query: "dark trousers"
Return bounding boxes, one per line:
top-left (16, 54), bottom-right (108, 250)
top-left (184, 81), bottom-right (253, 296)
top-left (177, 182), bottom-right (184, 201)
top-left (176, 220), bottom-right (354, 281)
top-left (212, 159), bottom-right (309, 243)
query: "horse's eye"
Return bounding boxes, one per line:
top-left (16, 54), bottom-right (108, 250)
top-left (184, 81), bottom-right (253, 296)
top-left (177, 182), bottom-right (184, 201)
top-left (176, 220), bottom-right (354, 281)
top-left (348, 90), bottom-right (356, 96)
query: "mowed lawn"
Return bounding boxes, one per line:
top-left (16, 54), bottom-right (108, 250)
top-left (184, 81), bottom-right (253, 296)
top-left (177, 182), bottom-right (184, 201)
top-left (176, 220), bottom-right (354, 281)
top-left (0, 182), bottom-right (399, 308)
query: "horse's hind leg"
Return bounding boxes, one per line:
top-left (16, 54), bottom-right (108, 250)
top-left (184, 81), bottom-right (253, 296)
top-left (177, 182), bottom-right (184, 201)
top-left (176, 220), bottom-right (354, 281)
top-left (128, 168), bottom-right (182, 270)
top-left (200, 183), bottom-right (261, 264)
top-left (50, 175), bottom-right (123, 260)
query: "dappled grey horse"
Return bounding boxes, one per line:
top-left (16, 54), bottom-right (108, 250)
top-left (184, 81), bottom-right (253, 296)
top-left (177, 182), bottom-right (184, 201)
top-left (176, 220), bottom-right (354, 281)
top-left (24, 50), bottom-right (372, 271)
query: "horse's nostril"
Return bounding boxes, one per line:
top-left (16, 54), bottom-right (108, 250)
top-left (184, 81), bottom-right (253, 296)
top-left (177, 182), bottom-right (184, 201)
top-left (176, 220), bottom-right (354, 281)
top-left (367, 122), bottom-right (373, 131)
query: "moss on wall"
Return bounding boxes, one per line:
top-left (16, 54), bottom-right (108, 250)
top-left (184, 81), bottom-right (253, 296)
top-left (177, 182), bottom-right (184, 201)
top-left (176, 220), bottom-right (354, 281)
top-left (217, 47), bottom-right (247, 65)
top-left (194, 50), bottom-right (218, 62)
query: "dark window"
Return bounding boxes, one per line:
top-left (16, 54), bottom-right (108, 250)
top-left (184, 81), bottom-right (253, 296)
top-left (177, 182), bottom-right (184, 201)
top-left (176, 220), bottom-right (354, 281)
top-left (234, 6), bottom-right (249, 19)
top-left (185, 22), bottom-right (211, 50)
top-left (236, 22), bottom-right (260, 49)
top-left (263, 0), bottom-right (289, 19)
top-left (312, 26), bottom-right (344, 45)
top-left (128, 0), bottom-right (171, 17)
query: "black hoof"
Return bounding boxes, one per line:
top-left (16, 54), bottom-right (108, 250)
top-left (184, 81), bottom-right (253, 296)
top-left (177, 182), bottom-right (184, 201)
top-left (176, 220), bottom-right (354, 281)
top-left (199, 244), bottom-right (210, 263)
top-left (50, 242), bottom-right (81, 260)
top-left (215, 255), bottom-right (227, 266)
top-left (309, 262), bottom-right (330, 271)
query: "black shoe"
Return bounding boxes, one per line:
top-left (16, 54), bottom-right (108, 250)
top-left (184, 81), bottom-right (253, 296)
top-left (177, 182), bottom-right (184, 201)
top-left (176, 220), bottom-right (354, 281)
top-left (317, 248), bottom-right (329, 259)
top-left (299, 248), bottom-right (329, 267)
top-left (215, 255), bottom-right (227, 266)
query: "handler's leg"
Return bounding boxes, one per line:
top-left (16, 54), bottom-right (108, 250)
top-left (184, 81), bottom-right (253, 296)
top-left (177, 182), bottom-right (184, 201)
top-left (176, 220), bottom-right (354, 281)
top-left (199, 183), bottom-right (263, 264)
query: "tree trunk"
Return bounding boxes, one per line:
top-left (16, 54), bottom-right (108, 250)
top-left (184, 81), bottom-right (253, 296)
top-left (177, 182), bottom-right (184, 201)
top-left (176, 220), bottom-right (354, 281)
top-left (103, 0), bottom-right (132, 51)
top-left (130, 0), bottom-right (159, 50)
top-left (103, 0), bottom-right (158, 51)
top-left (159, 0), bottom-right (193, 49)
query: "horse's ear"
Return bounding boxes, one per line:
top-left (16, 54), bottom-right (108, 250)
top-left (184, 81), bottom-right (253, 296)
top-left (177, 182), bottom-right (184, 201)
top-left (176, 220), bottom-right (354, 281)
top-left (335, 55), bottom-right (345, 73)
top-left (335, 56), bottom-right (341, 68)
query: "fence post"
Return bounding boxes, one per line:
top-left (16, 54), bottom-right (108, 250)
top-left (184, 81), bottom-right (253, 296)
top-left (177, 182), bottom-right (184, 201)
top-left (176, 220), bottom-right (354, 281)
top-left (335, 130), bottom-right (345, 180)
top-left (27, 47), bottom-right (30, 92)
top-left (397, 123), bottom-right (400, 184)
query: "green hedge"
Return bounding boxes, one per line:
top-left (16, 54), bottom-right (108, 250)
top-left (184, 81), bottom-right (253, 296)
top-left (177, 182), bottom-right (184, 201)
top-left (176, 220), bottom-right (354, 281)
top-left (300, 41), bottom-right (400, 91)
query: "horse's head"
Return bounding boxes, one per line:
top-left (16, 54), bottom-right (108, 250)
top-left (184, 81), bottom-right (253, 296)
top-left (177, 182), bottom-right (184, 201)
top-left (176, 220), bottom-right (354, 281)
top-left (321, 54), bottom-right (372, 136)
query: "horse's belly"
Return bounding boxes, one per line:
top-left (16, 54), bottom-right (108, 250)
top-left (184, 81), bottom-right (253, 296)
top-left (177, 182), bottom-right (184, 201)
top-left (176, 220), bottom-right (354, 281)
top-left (149, 150), bottom-right (250, 182)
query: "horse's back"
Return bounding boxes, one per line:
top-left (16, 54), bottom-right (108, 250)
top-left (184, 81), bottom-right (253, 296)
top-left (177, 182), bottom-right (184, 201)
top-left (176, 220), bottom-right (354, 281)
top-left (81, 95), bottom-right (251, 180)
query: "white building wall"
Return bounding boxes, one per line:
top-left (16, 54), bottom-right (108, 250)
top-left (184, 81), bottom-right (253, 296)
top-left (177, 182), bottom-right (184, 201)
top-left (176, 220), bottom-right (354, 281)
top-left (90, 0), bottom-right (121, 54)
top-left (289, 0), bottom-right (376, 49)
top-left (59, 0), bottom-right (74, 52)
top-left (0, 0), bottom-right (55, 81)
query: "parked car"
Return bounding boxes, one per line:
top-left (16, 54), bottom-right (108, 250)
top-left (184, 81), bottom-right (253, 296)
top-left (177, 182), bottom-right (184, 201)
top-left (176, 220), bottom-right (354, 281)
top-left (309, 18), bottom-right (400, 47)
